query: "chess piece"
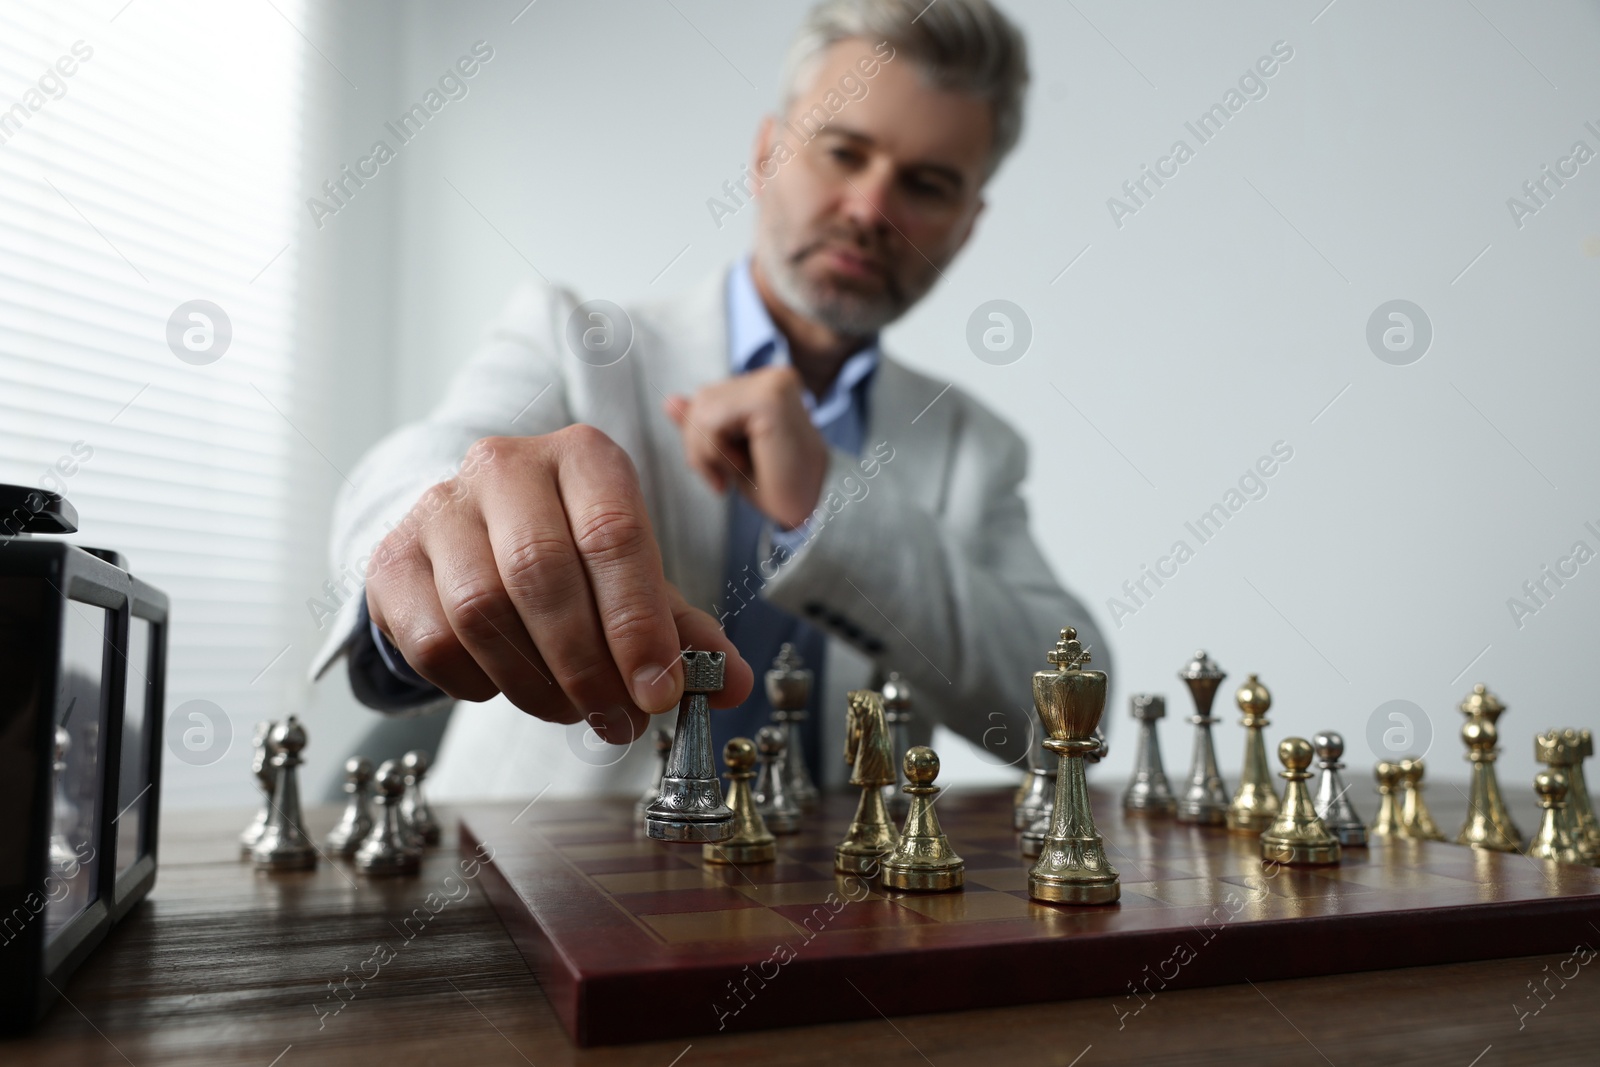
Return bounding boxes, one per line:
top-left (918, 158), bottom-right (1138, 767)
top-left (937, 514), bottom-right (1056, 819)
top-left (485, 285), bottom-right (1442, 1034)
top-left (1312, 732), bottom-right (1367, 847)
top-left (326, 757), bottom-right (375, 856)
top-left (355, 759), bottom-right (422, 875)
top-left (1015, 723), bottom-right (1055, 829)
top-left (1122, 694), bottom-right (1176, 816)
top-left (634, 727), bottom-right (674, 824)
top-left (882, 746), bottom-right (964, 892)
top-left (881, 671), bottom-right (913, 818)
top-left (49, 726), bottom-right (78, 873)
top-left (1226, 674), bottom-right (1281, 834)
top-left (240, 720), bottom-right (277, 854)
top-left (835, 689), bottom-right (899, 875)
top-left (767, 644), bottom-right (819, 812)
top-left (1460, 682), bottom-right (1507, 728)
top-left (1527, 770), bottom-right (1583, 864)
top-left (703, 738), bottom-right (776, 865)
top-left (1028, 628), bottom-right (1119, 905)
top-left (1534, 731), bottom-right (1600, 864)
top-left (1371, 760), bottom-right (1405, 838)
top-left (645, 651), bottom-right (736, 843)
top-left (1019, 792), bottom-right (1049, 858)
top-left (1571, 729), bottom-right (1600, 856)
top-left (251, 716), bottom-right (318, 871)
top-left (1023, 728), bottom-right (1106, 858)
top-left (1176, 650), bottom-right (1229, 825)
top-left (1456, 717), bottom-right (1521, 853)
top-left (1396, 757), bottom-right (1447, 842)
top-left (752, 725), bottom-right (802, 834)
top-left (1260, 737), bottom-right (1341, 866)
top-left (400, 749), bottom-right (440, 846)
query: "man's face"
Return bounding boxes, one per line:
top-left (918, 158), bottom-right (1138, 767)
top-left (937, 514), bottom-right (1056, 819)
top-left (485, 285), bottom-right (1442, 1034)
top-left (752, 37), bottom-right (993, 337)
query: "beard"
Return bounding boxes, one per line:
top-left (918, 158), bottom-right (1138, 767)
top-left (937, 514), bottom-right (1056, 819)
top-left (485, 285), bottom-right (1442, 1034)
top-left (755, 213), bottom-right (944, 338)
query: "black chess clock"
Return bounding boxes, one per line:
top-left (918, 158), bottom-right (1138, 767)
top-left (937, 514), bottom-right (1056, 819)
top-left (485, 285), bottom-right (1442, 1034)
top-left (0, 484), bottom-right (169, 1033)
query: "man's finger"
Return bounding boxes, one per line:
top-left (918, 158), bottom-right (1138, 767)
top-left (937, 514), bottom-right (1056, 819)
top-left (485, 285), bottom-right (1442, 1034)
top-left (417, 506), bottom-right (566, 716)
top-left (552, 425), bottom-right (687, 713)
top-left (366, 532), bottom-right (499, 702)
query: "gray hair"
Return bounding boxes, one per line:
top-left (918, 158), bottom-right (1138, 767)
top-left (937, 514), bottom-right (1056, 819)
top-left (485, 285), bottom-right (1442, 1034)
top-left (779, 0), bottom-right (1030, 183)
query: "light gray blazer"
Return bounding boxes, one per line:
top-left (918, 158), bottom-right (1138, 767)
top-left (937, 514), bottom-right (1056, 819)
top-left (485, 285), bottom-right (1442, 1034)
top-left (310, 264), bottom-right (1107, 799)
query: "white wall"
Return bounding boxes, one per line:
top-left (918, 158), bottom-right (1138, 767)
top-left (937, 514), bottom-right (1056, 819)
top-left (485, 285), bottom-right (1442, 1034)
top-left (310, 0), bottom-right (1600, 810)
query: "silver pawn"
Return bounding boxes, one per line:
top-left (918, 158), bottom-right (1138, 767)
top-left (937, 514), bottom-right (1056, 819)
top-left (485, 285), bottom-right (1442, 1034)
top-left (251, 716), bottom-right (317, 871)
top-left (635, 727), bottom-right (674, 824)
top-left (326, 757), bottom-right (375, 856)
top-left (767, 644), bottom-right (819, 812)
top-left (400, 749), bottom-right (440, 846)
top-left (1176, 650), bottom-right (1230, 825)
top-left (644, 651), bottom-right (736, 842)
top-left (1013, 723), bottom-right (1054, 830)
top-left (753, 725), bottom-right (802, 834)
top-left (1123, 694), bottom-right (1177, 815)
top-left (881, 671), bottom-right (913, 818)
top-left (49, 726), bottom-right (79, 873)
top-left (1021, 730), bottom-right (1106, 859)
top-left (239, 720), bottom-right (277, 855)
top-left (1313, 731), bottom-right (1368, 846)
top-left (356, 759), bottom-right (421, 875)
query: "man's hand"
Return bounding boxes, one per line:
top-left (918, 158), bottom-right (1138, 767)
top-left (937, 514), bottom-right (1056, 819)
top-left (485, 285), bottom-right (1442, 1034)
top-left (664, 365), bottom-right (829, 530)
top-left (364, 425), bottom-right (754, 743)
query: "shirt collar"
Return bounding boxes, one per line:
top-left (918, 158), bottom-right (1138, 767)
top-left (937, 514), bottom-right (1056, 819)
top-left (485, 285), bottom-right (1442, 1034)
top-left (726, 256), bottom-right (879, 426)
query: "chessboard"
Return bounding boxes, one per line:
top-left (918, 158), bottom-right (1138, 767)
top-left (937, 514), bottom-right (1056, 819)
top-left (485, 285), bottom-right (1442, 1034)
top-left (458, 786), bottom-right (1600, 1047)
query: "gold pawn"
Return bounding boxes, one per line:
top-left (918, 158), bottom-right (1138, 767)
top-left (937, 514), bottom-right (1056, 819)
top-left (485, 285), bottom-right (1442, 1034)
top-left (703, 738), bottom-right (775, 865)
top-left (1371, 761), bottom-right (1406, 838)
top-left (1456, 717), bottom-right (1521, 852)
top-left (1534, 731), bottom-right (1600, 865)
top-left (1227, 674), bottom-right (1281, 834)
top-left (1397, 758), bottom-right (1447, 841)
top-left (882, 747), bottom-right (964, 892)
top-left (1527, 770), bottom-right (1582, 865)
top-left (1261, 737), bottom-right (1340, 865)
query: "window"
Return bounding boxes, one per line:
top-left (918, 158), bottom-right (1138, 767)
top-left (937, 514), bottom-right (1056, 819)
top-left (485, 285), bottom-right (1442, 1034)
top-left (0, 0), bottom-right (311, 806)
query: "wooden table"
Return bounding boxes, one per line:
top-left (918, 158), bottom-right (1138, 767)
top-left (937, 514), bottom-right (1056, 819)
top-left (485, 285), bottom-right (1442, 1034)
top-left (7, 797), bottom-right (1598, 1066)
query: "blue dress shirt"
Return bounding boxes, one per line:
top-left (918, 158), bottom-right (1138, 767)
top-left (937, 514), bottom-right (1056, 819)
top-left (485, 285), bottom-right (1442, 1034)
top-left (714, 256), bottom-right (879, 784)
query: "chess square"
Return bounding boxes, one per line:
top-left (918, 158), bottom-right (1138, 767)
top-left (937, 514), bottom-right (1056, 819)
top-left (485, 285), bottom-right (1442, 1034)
top-left (895, 888), bottom-right (1034, 923)
top-left (733, 879), bottom-right (891, 907)
top-left (959, 849), bottom-right (1028, 870)
top-left (966, 866), bottom-right (1029, 892)
top-left (611, 887), bottom-right (764, 916)
top-left (557, 841), bottom-right (663, 861)
top-left (771, 899), bottom-right (936, 932)
top-left (1313, 866), bottom-right (1494, 893)
top-left (570, 854), bottom-right (695, 876)
top-left (1223, 869), bottom-right (1375, 900)
top-left (730, 858), bottom-right (850, 886)
top-left (540, 821), bottom-right (635, 843)
top-left (641, 906), bottom-right (804, 944)
top-left (592, 868), bottom-right (737, 894)
top-left (1129, 878), bottom-right (1249, 908)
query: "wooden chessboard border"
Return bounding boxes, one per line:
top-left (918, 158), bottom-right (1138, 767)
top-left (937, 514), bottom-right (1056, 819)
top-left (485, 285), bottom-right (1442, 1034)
top-left (461, 788), bottom-right (1600, 1047)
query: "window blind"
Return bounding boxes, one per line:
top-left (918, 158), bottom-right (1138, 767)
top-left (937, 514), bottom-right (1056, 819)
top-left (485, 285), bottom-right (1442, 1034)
top-left (0, 0), bottom-right (311, 807)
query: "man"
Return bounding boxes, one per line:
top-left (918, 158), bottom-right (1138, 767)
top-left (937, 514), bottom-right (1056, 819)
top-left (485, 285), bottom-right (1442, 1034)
top-left (311, 0), bottom-right (1107, 799)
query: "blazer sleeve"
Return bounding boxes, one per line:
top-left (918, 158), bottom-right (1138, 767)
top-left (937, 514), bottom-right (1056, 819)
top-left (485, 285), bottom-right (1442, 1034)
top-left (760, 400), bottom-right (1109, 769)
top-left (310, 277), bottom-right (580, 708)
